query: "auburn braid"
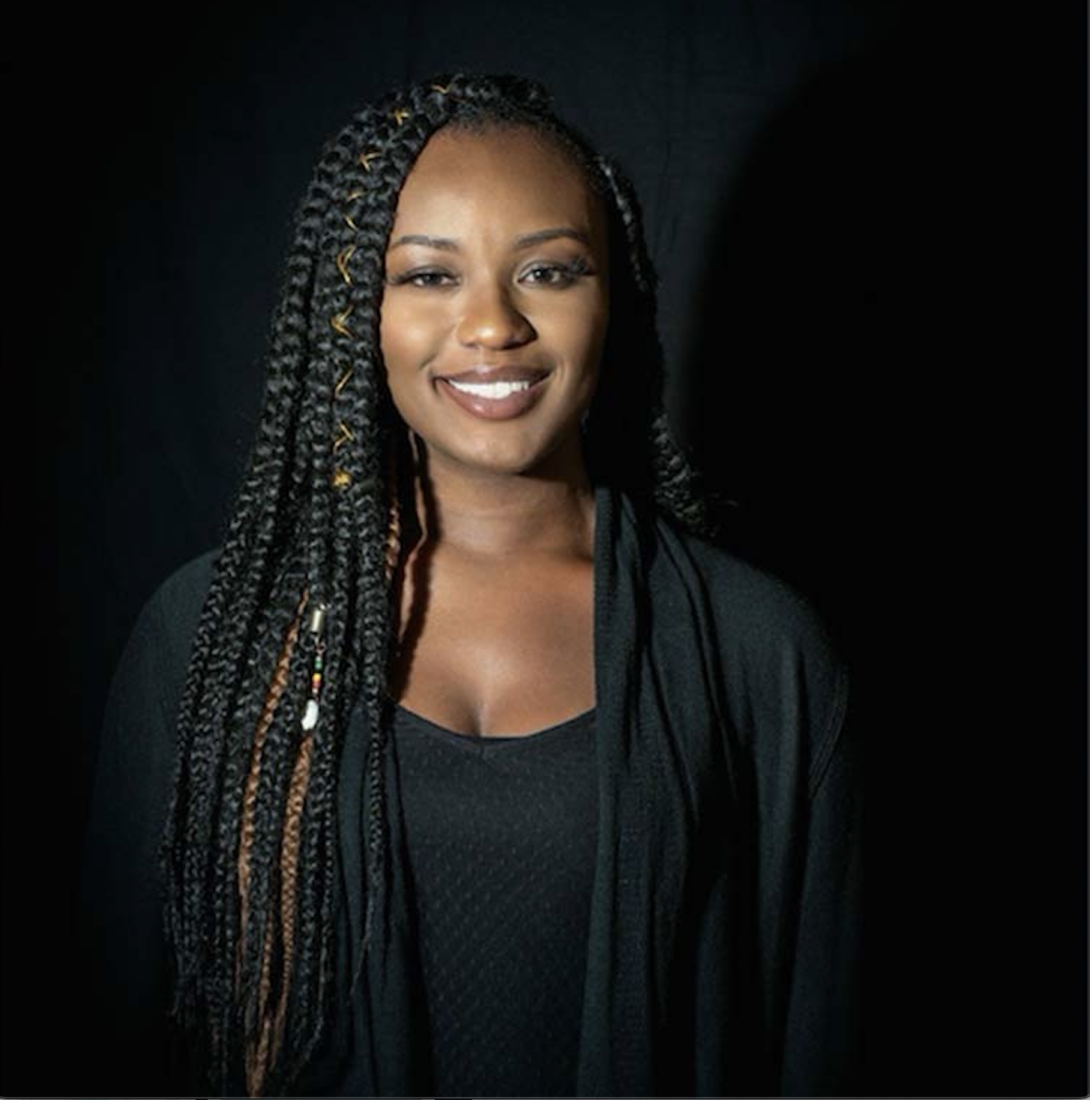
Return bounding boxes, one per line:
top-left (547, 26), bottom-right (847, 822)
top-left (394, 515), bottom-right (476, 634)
top-left (159, 71), bottom-right (717, 1098)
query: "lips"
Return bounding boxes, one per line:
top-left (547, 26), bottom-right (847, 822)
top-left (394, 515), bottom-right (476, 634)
top-left (434, 365), bottom-right (551, 421)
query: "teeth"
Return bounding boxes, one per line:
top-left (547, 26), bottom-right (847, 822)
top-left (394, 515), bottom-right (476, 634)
top-left (446, 379), bottom-right (534, 400)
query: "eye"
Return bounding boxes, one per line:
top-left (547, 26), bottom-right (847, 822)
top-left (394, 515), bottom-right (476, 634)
top-left (519, 259), bottom-right (593, 287)
top-left (389, 268), bottom-right (458, 289)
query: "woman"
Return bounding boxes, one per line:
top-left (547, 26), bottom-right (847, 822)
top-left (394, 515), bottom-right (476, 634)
top-left (80, 72), bottom-right (859, 1098)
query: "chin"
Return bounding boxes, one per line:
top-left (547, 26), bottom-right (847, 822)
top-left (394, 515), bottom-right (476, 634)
top-left (433, 430), bottom-right (577, 479)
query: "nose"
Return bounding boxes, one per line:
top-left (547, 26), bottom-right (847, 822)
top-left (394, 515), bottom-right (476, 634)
top-left (455, 281), bottom-right (536, 350)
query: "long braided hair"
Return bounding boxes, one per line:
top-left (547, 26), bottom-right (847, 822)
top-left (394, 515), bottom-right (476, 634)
top-left (158, 71), bottom-right (717, 1098)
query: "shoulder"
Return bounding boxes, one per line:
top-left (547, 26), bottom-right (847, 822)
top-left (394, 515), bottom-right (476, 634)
top-left (662, 520), bottom-right (837, 658)
top-left (637, 503), bottom-right (850, 780)
top-left (90, 547), bottom-right (224, 857)
top-left (640, 502), bottom-right (841, 665)
top-left (109, 546), bottom-right (222, 721)
top-left (150, 545), bottom-right (220, 621)
top-left (139, 546), bottom-right (220, 640)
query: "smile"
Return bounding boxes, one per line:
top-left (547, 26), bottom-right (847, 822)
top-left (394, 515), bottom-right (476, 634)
top-left (436, 373), bottom-right (550, 421)
top-left (447, 378), bottom-right (533, 399)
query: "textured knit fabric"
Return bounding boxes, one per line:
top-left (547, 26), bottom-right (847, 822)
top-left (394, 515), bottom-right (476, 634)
top-left (78, 482), bottom-right (860, 1097)
top-left (391, 702), bottom-right (598, 1097)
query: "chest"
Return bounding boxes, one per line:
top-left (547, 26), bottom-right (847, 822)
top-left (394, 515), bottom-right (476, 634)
top-left (389, 550), bottom-right (595, 737)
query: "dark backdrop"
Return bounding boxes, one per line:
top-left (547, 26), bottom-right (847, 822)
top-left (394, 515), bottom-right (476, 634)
top-left (9, 1), bottom-right (1086, 1095)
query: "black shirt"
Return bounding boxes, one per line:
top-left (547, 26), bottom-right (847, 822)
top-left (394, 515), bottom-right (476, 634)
top-left (79, 484), bottom-right (860, 1097)
top-left (392, 702), bottom-right (598, 1097)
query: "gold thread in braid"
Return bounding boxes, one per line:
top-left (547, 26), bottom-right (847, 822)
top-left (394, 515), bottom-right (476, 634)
top-left (344, 190), bottom-right (365, 231)
top-left (358, 150), bottom-right (381, 172)
top-left (335, 246), bottom-right (355, 285)
top-left (392, 107), bottom-right (410, 125)
top-left (332, 370), bottom-right (355, 489)
top-left (431, 82), bottom-right (452, 94)
top-left (334, 367), bottom-right (353, 397)
top-left (330, 306), bottom-right (353, 337)
top-left (332, 421), bottom-right (354, 453)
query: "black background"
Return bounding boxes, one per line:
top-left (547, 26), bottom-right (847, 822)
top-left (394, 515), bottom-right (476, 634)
top-left (8, 1), bottom-right (1086, 1095)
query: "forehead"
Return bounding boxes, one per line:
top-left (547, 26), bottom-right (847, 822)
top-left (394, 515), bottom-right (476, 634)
top-left (390, 124), bottom-right (607, 241)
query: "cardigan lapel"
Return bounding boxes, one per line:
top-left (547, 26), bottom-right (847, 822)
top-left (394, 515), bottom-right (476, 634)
top-left (575, 484), bottom-right (698, 1096)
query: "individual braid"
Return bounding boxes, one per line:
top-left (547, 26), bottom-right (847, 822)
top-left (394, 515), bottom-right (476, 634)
top-left (591, 153), bottom-right (721, 538)
top-left (159, 71), bottom-right (719, 1099)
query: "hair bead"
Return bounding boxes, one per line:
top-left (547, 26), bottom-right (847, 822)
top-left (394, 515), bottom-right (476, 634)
top-left (300, 602), bottom-right (328, 732)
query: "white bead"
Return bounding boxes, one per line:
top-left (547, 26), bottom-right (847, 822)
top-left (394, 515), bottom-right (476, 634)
top-left (302, 698), bottom-right (320, 731)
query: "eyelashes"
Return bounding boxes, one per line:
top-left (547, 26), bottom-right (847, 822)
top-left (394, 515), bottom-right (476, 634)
top-left (522, 256), bottom-right (594, 286)
top-left (387, 256), bottom-right (595, 290)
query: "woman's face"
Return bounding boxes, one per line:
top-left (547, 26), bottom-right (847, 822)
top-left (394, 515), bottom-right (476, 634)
top-left (379, 124), bottom-right (610, 482)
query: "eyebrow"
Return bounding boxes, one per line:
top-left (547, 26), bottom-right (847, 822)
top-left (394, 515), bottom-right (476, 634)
top-left (387, 226), bottom-right (592, 252)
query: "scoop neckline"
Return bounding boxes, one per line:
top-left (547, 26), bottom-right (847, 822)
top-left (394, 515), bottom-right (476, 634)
top-left (389, 698), bottom-right (596, 745)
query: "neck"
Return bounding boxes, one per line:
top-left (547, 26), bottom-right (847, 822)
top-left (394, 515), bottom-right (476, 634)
top-left (408, 435), bottom-right (596, 560)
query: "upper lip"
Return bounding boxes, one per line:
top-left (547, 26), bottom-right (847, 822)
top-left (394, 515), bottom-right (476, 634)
top-left (437, 365), bottom-right (550, 384)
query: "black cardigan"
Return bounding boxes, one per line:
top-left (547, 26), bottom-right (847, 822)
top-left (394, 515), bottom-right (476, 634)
top-left (78, 483), bottom-right (860, 1097)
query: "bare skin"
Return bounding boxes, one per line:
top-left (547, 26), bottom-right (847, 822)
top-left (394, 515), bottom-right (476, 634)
top-left (379, 125), bottom-right (610, 736)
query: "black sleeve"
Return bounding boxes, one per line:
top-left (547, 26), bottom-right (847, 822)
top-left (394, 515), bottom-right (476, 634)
top-left (778, 694), bottom-right (863, 1096)
top-left (77, 560), bottom-right (210, 1097)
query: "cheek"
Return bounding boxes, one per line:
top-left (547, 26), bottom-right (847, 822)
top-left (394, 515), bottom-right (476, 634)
top-left (535, 288), bottom-right (608, 350)
top-left (557, 295), bottom-right (609, 372)
top-left (379, 296), bottom-right (449, 374)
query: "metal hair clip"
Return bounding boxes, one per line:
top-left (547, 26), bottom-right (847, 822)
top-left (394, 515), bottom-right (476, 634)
top-left (301, 602), bottom-right (329, 732)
